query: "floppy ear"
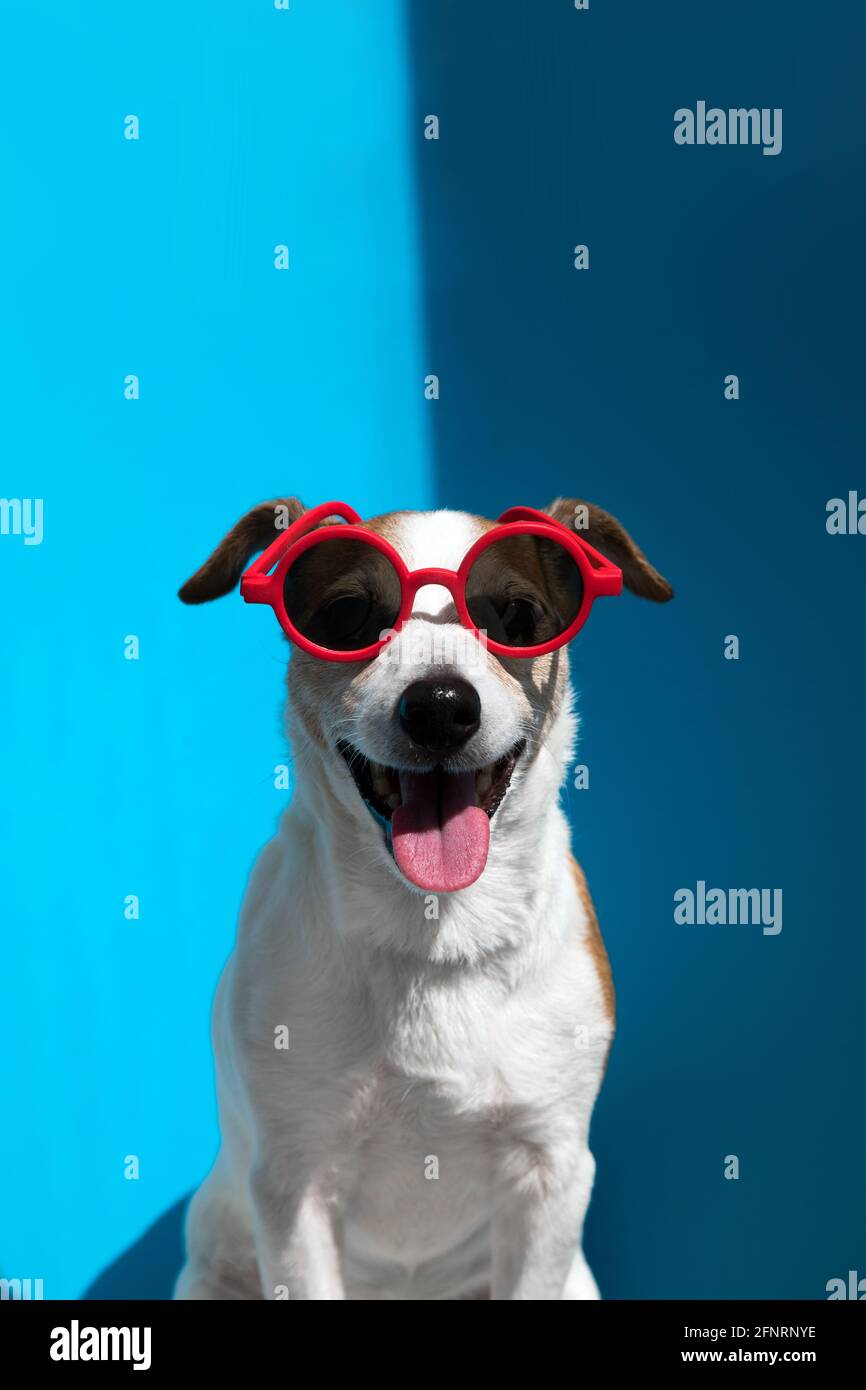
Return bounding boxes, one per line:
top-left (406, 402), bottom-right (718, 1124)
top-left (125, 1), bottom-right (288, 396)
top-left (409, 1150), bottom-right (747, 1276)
top-left (178, 498), bottom-right (305, 604)
top-left (546, 497), bottom-right (673, 601)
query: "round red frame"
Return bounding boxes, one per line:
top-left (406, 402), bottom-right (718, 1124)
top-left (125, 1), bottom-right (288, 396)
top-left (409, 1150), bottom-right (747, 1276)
top-left (240, 500), bottom-right (622, 661)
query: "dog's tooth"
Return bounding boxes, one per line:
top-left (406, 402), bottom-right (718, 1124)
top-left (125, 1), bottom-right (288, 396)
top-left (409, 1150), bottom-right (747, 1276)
top-left (370, 762), bottom-right (392, 795)
top-left (476, 769), bottom-right (492, 797)
top-left (385, 792), bottom-right (400, 811)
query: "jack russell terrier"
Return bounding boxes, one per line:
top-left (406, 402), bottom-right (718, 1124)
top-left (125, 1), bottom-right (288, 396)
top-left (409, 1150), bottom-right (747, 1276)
top-left (174, 497), bottom-right (672, 1300)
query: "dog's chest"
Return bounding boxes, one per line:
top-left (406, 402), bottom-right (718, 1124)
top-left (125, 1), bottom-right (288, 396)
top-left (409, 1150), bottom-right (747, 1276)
top-left (343, 1065), bottom-right (497, 1264)
top-left (341, 1052), bottom-right (510, 1268)
top-left (336, 983), bottom-right (572, 1265)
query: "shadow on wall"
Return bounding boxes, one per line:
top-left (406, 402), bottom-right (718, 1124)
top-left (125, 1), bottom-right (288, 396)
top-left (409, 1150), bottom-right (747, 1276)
top-left (83, 1198), bottom-right (189, 1300)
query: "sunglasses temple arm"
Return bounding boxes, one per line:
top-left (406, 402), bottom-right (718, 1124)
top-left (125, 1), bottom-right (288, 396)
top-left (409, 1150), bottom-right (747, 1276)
top-left (240, 532), bottom-right (291, 601)
top-left (594, 568), bottom-right (622, 597)
top-left (573, 535), bottom-right (622, 595)
top-left (239, 501), bottom-right (364, 601)
top-left (494, 508), bottom-right (622, 591)
top-left (241, 575), bottom-right (274, 604)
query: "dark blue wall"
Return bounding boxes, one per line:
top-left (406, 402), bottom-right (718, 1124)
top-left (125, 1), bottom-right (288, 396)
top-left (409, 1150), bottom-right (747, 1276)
top-left (409, 0), bottom-right (866, 1297)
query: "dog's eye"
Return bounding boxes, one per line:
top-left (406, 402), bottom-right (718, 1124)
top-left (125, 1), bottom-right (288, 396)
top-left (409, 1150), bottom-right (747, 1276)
top-left (495, 596), bottom-right (544, 646)
top-left (317, 594), bottom-right (375, 643)
top-left (305, 590), bottom-right (398, 650)
top-left (283, 540), bottom-right (403, 652)
top-left (465, 535), bottom-right (585, 650)
top-left (469, 593), bottom-right (545, 647)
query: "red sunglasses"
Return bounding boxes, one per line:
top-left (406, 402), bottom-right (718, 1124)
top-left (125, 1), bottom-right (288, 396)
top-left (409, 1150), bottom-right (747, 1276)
top-left (240, 501), bottom-right (622, 661)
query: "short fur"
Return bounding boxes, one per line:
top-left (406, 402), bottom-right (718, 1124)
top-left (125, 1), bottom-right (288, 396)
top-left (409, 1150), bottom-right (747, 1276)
top-left (174, 500), bottom-right (671, 1300)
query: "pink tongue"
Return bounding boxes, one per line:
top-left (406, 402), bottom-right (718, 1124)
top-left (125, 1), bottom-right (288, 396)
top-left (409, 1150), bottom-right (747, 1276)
top-left (391, 768), bottom-right (490, 893)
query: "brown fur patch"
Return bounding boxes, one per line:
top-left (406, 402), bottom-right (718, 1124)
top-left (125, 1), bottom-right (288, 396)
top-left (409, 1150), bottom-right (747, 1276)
top-left (546, 497), bottom-right (673, 603)
top-left (179, 498), bottom-right (305, 604)
top-left (362, 510), bottom-right (413, 545)
top-left (569, 855), bottom-right (615, 1026)
top-left (464, 512), bottom-right (498, 536)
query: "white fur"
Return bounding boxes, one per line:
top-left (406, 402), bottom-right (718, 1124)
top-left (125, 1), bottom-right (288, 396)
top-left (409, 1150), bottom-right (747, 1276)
top-left (175, 509), bottom-right (613, 1301)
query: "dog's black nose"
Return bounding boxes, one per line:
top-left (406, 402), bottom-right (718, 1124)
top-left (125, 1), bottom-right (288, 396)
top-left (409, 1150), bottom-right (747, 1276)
top-left (398, 678), bottom-right (481, 757)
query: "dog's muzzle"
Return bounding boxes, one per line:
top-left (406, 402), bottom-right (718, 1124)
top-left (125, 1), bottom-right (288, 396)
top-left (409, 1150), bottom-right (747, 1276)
top-left (337, 737), bottom-right (525, 894)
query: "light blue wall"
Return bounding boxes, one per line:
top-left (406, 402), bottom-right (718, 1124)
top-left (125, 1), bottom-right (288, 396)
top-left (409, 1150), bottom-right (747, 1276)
top-left (0, 2), bottom-right (433, 1298)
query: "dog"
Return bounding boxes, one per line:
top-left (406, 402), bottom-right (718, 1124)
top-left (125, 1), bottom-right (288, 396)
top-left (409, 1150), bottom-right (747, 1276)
top-left (173, 497), bottom-right (672, 1300)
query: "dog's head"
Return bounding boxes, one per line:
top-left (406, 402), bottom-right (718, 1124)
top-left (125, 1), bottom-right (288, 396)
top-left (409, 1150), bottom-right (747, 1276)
top-left (179, 500), bottom-right (671, 896)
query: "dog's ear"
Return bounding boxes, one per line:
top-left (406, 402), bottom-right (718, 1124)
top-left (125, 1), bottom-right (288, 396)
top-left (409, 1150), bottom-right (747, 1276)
top-left (178, 498), bottom-right (305, 604)
top-left (545, 497), bottom-right (673, 601)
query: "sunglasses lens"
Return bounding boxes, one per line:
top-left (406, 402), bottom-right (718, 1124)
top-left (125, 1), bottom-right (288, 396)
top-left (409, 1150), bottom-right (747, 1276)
top-left (465, 533), bottom-right (584, 649)
top-left (283, 537), bottom-right (402, 652)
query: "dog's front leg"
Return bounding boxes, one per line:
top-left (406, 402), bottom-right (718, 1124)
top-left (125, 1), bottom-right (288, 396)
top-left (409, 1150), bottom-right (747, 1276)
top-left (251, 1165), bottom-right (346, 1301)
top-left (491, 1148), bottom-right (596, 1301)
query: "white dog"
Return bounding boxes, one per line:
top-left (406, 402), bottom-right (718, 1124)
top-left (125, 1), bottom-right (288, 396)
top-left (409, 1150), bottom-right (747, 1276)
top-left (174, 497), bottom-right (672, 1300)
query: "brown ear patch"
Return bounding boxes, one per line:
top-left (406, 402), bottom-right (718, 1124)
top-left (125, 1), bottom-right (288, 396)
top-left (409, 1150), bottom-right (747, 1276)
top-left (178, 498), bottom-right (305, 604)
top-left (569, 855), bottom-right (615, 1028)
top-left (546, 497), bottom-right (673, 602)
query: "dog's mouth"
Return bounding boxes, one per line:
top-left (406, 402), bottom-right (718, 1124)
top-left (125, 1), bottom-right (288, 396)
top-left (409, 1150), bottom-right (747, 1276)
top-left (337, 739), bottom-right (525, 894)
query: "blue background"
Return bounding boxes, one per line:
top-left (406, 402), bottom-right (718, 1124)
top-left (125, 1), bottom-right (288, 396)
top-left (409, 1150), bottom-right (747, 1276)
top-left (2, 1), bottom-right (864, 1300)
